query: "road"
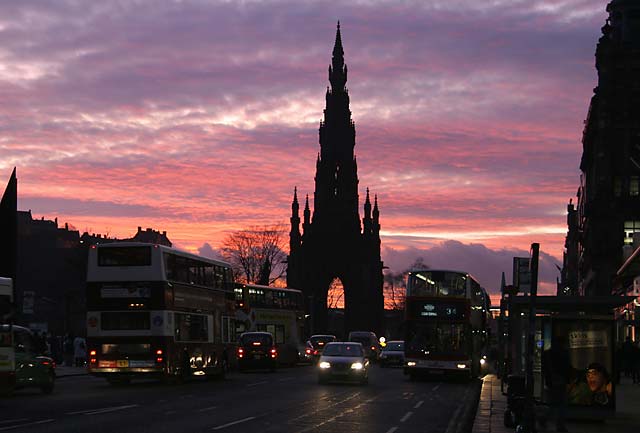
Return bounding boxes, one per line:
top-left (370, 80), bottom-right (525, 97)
top-left (0, 365), bottom-right (480, 433)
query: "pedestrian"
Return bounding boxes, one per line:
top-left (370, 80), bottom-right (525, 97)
top-left (621, 337), bottom-right (634, 378)
top-left (541, 335), bottom-right (572, 432)
top-left (632, 340), bottom-right (640, 385)
top-left (63, 334), bottom-right (74, 367)
top-left (73, 335), bottom-right (87, 367)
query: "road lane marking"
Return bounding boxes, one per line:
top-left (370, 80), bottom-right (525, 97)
top-left (385, 428), bottom-right (398, 433)
top-left (197, 406), bottom-right (218, 412)
top-left (400, 411), bottom-right (413, 422)
top-left (432, 384), bottom-right (441, 391)
top-left (295, 396), bottom-right (377, 433)
top-left (289, 392), bottom-right (361, 422)
top-left (246, 380), bottom-right (268, 387)
top-left (212, 416), bottom-right (255, 430)
top-left (67, 404), bottom-right (139, 416)
top-left (0, 420), bottom-right (28, 426)
top-left (414, 400), bottom-right (424, 409)
top-left (0, 419), bottom-right (54, 431)
top-left (278, 377), bottom-right (293, 382)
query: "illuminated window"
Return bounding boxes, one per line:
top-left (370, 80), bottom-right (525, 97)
top-left (624, 221), bottom-right (640, 244)
top-left (630, 176), bottom-right (639, 196)
top-left (614, 177), bottom-right (622, 197)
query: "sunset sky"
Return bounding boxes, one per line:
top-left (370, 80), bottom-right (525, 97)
top-left (0, 0), bottom-right (606, 300)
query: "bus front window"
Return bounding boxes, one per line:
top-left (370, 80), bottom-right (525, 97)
top-left (407, 322), bottom-right (467, 356)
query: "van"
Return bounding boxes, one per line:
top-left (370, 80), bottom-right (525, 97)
top-left (347, 331), bottom-right (380, 361)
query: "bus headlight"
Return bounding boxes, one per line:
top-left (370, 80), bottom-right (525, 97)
top-left (351, 362), bottom-right (363, 370)
top-left (480, 358), bottom-right (486, 365)
top-left (457, 364), bottom-right (467, 369)
top-left (407, 361), bottom-right (416, 367)
top-left (319, 362), bottom-right (331, 369)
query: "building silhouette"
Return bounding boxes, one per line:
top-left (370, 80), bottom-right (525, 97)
top-left (563, 0), bottom-right (640, 296)
top-left (287, 23), bottom-right (384, 336)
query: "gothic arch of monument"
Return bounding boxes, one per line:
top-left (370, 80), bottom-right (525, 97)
top-left (287, 23), bottom-right (384, 337)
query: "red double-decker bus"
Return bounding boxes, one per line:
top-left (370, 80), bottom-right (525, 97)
top-left (404, 269), bottom-right (489, 379)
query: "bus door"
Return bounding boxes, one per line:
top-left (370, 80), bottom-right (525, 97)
top-left (0, 324), bottom-right (15, 392)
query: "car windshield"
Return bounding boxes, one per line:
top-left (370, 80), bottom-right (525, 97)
top-left (310, 336), bottom-right (335, 347)
top-left (383, 342), bottom-right (404, 351)
top-left (241, 333), bottom-right (273, 346)
top-left (322, 344), bottom-right (363, 357)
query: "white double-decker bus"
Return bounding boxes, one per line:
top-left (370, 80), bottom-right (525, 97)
top-left (234, 283), bottom-right (304, 365)
top-left (404, 269), bottom-right (489, 379)
top-left (86, 243), bottom-right (236, 384)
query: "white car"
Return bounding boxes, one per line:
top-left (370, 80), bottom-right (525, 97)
top-left (317, 342), bottom-right (369, 385)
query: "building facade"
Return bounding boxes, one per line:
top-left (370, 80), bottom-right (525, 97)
top-left (567, 0), bottom-right (640, 296)
top-left (287, 24), bottom-right (384, 337)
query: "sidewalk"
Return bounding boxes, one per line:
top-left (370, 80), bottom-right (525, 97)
top-left (471, 375), bottom-right (640, 433)
top-left (55, 365), bottom-right (88, 378)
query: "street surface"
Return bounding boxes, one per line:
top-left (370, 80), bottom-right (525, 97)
top-left (0, 365), bottom-right (479, 433)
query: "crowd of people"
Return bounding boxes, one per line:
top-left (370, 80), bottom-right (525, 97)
top-left (31, 331), bottom-right (87, 367)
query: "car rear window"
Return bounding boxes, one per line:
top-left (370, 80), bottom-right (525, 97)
top-left (323, 344), bottom-right (363, 357)
top-left (241, 333), bottom-right (273, 346)
top-left (384, 342), bottom-right (404, 351)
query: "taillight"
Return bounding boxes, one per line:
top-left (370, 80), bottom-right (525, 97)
top-left (371, 346), bottom-right (376, 351)
top-left (156, 349), bottom-right (163, 356)
top-left (90, 350), bottom-right (97, 356)
top-left (237, 347), bottom-right (244, 358)
top-left (305, 349), bottom-right (312, 355)
top-left (156, 357), bottom-right (164, 363)
top-left (313, 349), bottom-right (318, 355)
top-left (89, 349), bottom-right (97, 365)
top-left (270, 348), bottom-right (277, 358)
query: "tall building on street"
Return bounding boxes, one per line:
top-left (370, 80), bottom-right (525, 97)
top-left (569, 0), bottom-right (640, 295)
top-left (287, 23), bottom-right (384, 336)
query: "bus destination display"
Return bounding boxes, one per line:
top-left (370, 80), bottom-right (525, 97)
top-left (408, 301), bottom-right (466, 320)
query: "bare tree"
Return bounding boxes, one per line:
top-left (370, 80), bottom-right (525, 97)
top-left (383, 271), bottom-right (406, 310)
top-left (327, 279), bottom-right (344, 309)
top-left (220, 224), bottom-right (288, 285)
top-left (383, 258), bottom-right (429, 310)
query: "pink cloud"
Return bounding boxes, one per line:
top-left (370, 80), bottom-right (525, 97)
top-left (1, 0), bottom-right (606, 286)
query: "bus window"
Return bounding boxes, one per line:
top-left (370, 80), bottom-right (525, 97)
top-left (175, 313), bottom-right (209, 342)
top-left (98, 246), bottom-right (151, 267)
top-left (101, 312), bottom-right (150, 331)
top-left (257, 324), bottom-right (285, 344)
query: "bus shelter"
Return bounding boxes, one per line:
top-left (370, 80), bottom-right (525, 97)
top-left (504, 295), bottom-right (633, 419)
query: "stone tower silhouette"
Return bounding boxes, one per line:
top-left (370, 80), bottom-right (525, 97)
top-left (287, 23), bottom-right (384, 336)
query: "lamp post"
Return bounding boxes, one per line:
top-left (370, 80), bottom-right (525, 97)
top-left (519, 243), bottom-right (539, 433)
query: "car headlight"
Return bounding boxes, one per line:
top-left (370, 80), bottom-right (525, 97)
top-left (457, 364), bottom-right (467, 369)
top-left (319, 361), bottom-right (331, 369)
top-left (351, 362), bottom-right (364, 370)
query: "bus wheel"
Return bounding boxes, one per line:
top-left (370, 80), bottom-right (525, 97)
top-left (216, 361), bottom-right (227, 380)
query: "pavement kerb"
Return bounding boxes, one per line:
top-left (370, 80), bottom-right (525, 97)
top-left (445, 377), bottom-right (483, 433)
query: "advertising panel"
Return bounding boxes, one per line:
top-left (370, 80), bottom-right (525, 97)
top-left (552, 320), bottom-right (614, 408)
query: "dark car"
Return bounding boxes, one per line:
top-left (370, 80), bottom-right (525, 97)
top-left (236, 332), bottom-right (278, 372)
top-left (317, 342), bottom-right (369, 385)
top-left (305, 334), bottom-right (337, 363)
top-left (379, 340), bottom-right (405, 367)
top-left (1, 325), bottom-right (56, 395)
top-left (347, 331), bottom-right (380, 361)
